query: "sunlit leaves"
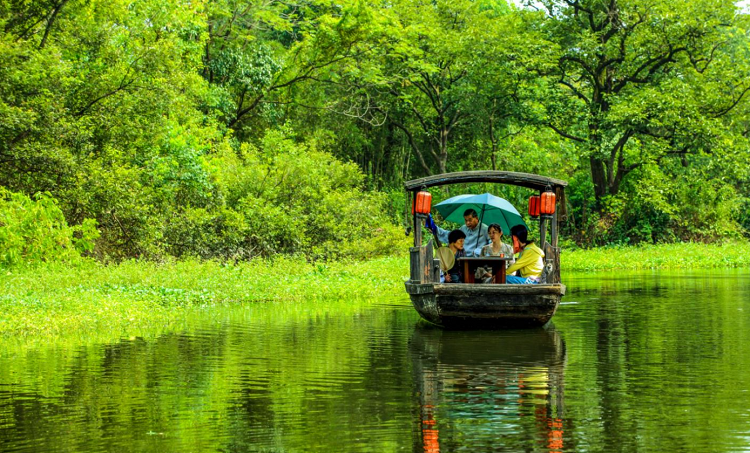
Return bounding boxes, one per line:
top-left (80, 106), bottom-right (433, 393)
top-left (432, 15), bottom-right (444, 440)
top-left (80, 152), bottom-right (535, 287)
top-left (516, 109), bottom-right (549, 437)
top-left (204, 128), bottom-right (406, 260)
top-left (0, 188), bottom-right (99, 266)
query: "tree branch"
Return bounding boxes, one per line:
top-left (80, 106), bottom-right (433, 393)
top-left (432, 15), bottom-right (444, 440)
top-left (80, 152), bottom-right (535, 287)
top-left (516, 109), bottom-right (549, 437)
top-left (710, 84), bottom-right (750, 118)
top-left (391, 120), bottom-right (432, 174)
top-left (228, 94), bottom-right (264, 128)
top-left (413, 73), bottom-right (443, 117)
top-left (613, 45), bottom-right (687, 92)
top-left (228, 41), bottom-right (373, 128)
top-left (548, 123), bottom-right (586, 142)
top-left (75, 79), bottom-right (136, 117)
top-left (609, 129), bottom-right (633, 188)
top-left (561, 55), bottom-right (598, 82)
top-left (39, 0), bottom-right (69, 50)
top-left (558, 78), bottom-right (591, 104)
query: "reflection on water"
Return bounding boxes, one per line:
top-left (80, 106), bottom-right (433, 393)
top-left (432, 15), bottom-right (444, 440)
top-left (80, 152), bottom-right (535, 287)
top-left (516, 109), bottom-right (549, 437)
top-left (1, 269), bottom-right (750, 452)
top-left (410, 326), bottom-right (566, 453)
top-left (0, 307), bottom-right (419, 453)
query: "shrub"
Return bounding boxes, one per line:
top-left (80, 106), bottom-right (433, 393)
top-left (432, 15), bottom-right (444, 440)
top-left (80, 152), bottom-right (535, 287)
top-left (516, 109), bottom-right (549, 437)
top-left (0, 188), bottom-right (99, 266)
top-left (163, 206), bottom-right (249, 260)
top-left (195, 128), bottom-right (408, 260)
top-left (561, 164), bottom-right (744, 246)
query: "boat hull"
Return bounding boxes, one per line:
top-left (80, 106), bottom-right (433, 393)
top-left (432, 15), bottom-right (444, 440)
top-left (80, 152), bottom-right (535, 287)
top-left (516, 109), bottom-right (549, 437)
top-left (405, 282), bottom-right (565, 328)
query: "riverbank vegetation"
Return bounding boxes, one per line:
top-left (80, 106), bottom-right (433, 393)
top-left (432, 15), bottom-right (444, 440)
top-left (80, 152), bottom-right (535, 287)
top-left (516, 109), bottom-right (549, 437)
top-left (3, 241), bottom-right (749, 340)
top-left (0, 256), bottom-right (408, 341)
top-left (563, 241), bottom-right (750, 271)
top-left (2, 0), bottom-right (750, 266)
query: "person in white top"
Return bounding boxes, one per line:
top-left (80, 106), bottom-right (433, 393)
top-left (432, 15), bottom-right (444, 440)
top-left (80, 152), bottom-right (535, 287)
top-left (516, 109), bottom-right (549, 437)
top-left (427, 209), bottom-right (489, 257)
top-left (475, 223), bottom-right (515, 283)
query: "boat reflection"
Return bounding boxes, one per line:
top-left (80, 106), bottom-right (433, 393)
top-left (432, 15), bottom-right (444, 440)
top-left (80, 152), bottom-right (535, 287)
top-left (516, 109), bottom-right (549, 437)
top-left (410, 324), bottom-right (567, 452)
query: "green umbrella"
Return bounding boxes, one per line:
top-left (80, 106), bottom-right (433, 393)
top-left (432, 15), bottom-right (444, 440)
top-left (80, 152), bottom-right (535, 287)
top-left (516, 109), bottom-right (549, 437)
top-left (434, 193), bottom-right (526, 237)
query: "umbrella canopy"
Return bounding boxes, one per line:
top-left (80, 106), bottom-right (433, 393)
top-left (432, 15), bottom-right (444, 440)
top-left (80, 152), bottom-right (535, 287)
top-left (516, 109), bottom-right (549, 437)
top-left (434, 193), bottom-right (526, 236)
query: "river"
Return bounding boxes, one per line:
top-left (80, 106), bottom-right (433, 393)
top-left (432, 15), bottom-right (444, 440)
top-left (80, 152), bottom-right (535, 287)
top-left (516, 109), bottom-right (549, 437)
top-left (1, 269), bottom-right (749, 452)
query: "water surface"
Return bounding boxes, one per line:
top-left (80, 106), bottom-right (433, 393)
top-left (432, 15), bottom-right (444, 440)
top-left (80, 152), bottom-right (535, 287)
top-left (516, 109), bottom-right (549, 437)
top-left (1, 269), bottom-right (749, 452)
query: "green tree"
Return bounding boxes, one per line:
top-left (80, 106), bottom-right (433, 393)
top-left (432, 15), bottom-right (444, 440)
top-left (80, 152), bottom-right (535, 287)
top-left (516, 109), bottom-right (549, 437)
top-left (202, 0), bottom-right (387, 138)
top-left (538, 0), bottom-right (750, 204)
top-left (362, 0), bottom-right (550, 175)
top-left (0, 188), bottom-right (98, 266)
top-left (0, 0), bottom-right (220, 258)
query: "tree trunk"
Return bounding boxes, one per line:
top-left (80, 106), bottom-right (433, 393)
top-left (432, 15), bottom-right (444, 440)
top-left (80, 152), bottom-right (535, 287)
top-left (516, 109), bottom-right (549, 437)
top-left (590, 156), bottom-right (608, 204)
top-left (438, 130), bottom-right (448, 174)
top-left (489, 115), bottom-right (498, 171)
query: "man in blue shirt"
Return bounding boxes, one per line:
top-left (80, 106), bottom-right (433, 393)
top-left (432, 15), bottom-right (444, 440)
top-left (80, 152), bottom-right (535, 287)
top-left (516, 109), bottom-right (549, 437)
top-left (427, 209), bottom-right (490, 257)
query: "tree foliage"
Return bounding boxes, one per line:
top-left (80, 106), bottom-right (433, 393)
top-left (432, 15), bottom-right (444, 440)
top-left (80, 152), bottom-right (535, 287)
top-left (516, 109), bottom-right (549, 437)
top-left (0, 188), bottom-right (98, 266)
top-left (1, 0), bottom-right (749, 264)
top-left (538, 0), bottom-right (750, 196)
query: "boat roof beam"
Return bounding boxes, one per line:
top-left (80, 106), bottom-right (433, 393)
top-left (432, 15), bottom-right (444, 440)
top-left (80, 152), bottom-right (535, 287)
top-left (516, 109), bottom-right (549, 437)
top-left (404, 171), bottom-right (567, 191)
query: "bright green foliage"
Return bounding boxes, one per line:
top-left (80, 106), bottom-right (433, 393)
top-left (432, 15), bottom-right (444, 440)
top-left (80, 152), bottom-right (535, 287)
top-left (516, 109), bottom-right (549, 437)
top-left (0, 0), bottom-right (215, 259)
top-left (302, 0), bottom-right (557, 176)
top-left (1, 0), bottom-right (750, 262)
top-left (0, 255), bottom-right (409, 339)
top-left (562, 241), bottom-right (750, 271)
top-left (202, 0), bottom-right (388, 136)
top-left (566, 162), bottom-right (746, 245)
top-left (0, 0), bottom-right (407, 261)
top-left (538, 0), bottom-right (750, 202)
top-left (205, 129), bottom-right (409, 260)
top-left (0, 188), bottom-right (98, 266)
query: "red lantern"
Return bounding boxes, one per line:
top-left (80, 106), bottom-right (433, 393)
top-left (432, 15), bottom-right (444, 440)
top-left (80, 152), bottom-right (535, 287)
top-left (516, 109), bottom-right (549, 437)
top-left (413, 190), bottom-right (432, 215)
top-left (528, 195), bottom-right (540, 218)
top-left (540, 188), bottom-right (556, 216)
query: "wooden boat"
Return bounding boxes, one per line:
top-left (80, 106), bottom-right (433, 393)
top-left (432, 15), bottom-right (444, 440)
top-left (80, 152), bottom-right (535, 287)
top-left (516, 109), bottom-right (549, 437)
top-left (404, 171), bottom-right (567, 328)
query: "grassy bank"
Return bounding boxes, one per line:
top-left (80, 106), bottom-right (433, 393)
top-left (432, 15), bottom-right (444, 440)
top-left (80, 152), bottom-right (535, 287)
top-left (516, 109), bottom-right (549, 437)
top-left (0, 256), bottom-right (408, 341)
top-left (562, 241), bottom-right (750, 271)
top-left (2, 241), bottom-right (749, 341)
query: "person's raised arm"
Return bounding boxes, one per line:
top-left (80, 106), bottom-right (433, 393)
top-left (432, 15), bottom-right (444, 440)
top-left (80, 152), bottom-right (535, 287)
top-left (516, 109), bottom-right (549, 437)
top-left (425, 214), bottom-right (450, 244)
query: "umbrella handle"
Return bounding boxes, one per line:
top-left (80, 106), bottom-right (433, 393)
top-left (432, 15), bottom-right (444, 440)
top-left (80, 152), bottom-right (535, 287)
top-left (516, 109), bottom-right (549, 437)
top-left (475, 207), bottom-right (485, 255)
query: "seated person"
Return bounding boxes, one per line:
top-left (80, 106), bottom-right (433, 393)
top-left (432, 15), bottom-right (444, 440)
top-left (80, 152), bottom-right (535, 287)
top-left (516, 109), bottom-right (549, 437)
top-left (426, 209), bottom-right (489, 257)
top-left (505, 224), bottom-right (544, 284)
top-left (475, 223), bottom-right (516, 283)
top-left (435, 229), bottom-right (466, 283)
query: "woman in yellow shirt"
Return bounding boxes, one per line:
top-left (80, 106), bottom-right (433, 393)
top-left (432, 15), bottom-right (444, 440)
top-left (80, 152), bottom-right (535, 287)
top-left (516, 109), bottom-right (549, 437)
top-left (505, 224), bottom-right (544, 284)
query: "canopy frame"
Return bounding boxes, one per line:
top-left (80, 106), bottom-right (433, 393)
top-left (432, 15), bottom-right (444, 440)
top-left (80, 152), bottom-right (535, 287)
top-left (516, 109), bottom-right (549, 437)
top-left (405, 171), bottom-right (567, 285)
top-left (404, 171), bottom-right (567, 192)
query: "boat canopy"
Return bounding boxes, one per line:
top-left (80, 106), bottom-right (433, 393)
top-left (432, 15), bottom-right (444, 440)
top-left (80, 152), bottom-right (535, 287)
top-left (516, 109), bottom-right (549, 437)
top-left (404, 171), bottom-right (567, 192)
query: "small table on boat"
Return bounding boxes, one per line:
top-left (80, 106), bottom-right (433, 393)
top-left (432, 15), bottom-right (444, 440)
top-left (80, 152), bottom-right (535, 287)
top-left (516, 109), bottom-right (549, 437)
top-left (459, 257), bottom-right (512, 284)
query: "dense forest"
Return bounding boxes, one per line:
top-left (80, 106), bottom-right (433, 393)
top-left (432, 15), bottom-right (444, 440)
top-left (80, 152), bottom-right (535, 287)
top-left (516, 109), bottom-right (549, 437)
top-left (2, 0), bottom-right (749, 265)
